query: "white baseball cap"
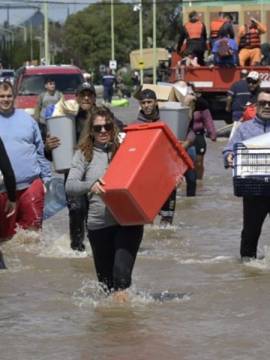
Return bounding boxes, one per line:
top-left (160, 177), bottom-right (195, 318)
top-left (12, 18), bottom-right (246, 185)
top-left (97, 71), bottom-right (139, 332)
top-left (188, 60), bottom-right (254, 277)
top-left (247, 71), bottom-right (260, 81)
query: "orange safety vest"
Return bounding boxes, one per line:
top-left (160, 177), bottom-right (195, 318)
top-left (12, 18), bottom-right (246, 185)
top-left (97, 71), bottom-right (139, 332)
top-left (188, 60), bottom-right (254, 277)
top-left (239, 26), bottom-right (261, 49)
top-left (210, 18), bottom-right (225, 39)
top-left (184, 21), bottom-right (204, 40)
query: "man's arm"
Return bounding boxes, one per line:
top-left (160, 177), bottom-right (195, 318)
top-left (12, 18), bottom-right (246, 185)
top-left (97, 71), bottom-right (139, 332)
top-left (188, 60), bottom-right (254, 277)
top-left (222, 124), bottom-right (244, 167)
top-left (32, 120), bottom-right (52, 183)
top-left (226, 95), bottom-right (233, 112)
top-left (250, 18), bottom-right (267, 34)
top-left (201, 23), bottom-right (208, 43)
top-left (33, 93), bottom-right (43, 121)
top-left (0, 137), bottom-right (16, 202)
top-left (237, 25), bottom-right (246, 45)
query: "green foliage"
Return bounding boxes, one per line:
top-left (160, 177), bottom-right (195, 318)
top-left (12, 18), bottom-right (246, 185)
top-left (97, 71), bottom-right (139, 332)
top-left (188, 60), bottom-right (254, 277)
top-left (0, 1), bottom-right (180, 72)
top-left (63, 0), bottom-right (180, 74)
top-left (63, 1), bottom-right (138, 72)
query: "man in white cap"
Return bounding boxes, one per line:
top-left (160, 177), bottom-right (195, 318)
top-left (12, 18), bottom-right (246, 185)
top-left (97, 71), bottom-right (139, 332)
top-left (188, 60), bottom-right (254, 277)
top-left (226, 70), bottom-right (261, 122)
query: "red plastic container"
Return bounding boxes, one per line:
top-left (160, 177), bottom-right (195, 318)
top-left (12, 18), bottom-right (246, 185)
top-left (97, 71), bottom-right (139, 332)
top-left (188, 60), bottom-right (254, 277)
top-left (102, 122), bottom-right (193, 225)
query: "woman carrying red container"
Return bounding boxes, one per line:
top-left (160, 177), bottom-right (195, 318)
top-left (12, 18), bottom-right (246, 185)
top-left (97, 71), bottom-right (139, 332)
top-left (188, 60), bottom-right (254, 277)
top-left (65, 106), bottom-right (143, 302)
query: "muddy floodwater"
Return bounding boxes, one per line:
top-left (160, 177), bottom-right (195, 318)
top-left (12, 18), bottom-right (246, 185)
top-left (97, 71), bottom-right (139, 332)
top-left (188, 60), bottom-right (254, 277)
top-left (2, 118), bottom-right (270, 359)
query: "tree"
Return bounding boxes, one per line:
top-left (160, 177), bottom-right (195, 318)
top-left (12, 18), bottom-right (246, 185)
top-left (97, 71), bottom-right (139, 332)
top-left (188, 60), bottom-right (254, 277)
top-left (142, 0), bottom-right (181, 49)
top-left (64, 1), bottom-right (138, 72)
top-left (63, 0), bottom-right (180, 75)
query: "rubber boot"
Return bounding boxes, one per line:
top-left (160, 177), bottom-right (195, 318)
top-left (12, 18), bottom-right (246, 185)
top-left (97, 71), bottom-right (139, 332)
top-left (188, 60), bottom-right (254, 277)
top-left (69, 210), bottom-right (85, 252)
top-left (66, 193), bottom-right (87, 252)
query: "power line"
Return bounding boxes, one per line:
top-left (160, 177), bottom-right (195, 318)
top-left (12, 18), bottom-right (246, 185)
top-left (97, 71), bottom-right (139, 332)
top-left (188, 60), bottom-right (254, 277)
top-left (0, 1), bottom-right (183, 5)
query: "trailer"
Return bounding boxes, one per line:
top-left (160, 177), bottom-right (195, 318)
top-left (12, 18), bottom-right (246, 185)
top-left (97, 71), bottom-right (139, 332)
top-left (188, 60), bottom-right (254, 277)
top-left (169, 52), bottom-right (270, 122)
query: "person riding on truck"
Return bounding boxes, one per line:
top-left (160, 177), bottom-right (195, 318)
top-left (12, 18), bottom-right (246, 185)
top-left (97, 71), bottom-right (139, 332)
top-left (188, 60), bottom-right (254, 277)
top-left (210, 13), bottom-right (235, 48)
top-left (212, 29), bottom-right (238, 67)
top-left (177, 11), bottom-right (208, 66)
top-left (237, 17), bottom-right (266, 66)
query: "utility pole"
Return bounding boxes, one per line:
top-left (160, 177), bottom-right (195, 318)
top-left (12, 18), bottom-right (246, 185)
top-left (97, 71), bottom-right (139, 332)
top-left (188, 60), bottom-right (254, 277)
top-left (139, 0), bottom-right (143, 85)
top-left (6, 4), bottom-right (10, 27)
top-left (153, 0), bottom-right (157, 84)
top-left (30, 23), bottom-right (33, 62)
top-left (111, 0), bottom-right (115, 62)
top-left (43, 1), bottom-right (50, 65)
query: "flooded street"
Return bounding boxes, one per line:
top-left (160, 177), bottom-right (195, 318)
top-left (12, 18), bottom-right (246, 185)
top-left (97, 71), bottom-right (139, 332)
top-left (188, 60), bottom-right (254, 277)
top-left (2, 101), bottom-right (270, 360)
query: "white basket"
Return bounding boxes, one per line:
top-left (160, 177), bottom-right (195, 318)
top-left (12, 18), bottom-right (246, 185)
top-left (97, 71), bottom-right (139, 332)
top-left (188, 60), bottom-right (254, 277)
top-left (233, 145), bottom-right (270, 177)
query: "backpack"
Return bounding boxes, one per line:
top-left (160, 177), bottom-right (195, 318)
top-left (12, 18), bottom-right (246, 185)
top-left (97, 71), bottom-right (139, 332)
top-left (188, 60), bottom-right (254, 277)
top-left (217, 38), bottom-right (233, 58)
top-left (242, 103), bottom-right (256, 122)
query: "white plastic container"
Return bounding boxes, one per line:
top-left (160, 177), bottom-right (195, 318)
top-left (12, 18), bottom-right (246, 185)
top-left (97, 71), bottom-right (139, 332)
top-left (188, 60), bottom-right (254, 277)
top-left (159, 101), bottom-right (190, 140)
top-left (43, 177), bottom-right (66, 219)
top-left (46, 115), bottom-right (76, 172)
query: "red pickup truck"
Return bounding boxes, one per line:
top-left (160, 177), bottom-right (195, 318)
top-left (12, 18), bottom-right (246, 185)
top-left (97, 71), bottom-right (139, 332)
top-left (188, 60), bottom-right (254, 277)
top-left (14, 65), bottom-right (84, 117)
top-left (170, 52), bottom-right (270, 122)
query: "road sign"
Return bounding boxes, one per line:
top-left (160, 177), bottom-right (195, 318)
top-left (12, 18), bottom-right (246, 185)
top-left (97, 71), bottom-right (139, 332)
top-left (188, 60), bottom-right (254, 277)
top-left (99, 64), bottom-right (106, 73)
top-left (138, 60), bottom-right (144, 69)
top-left (109, 60), bottom-right (117, 70)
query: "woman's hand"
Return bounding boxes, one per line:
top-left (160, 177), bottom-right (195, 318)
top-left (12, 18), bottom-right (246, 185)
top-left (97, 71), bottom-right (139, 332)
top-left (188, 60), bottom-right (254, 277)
top-left (176, 175), bottom-right (184, 188)
top-left (5, 200), bottom-right (16, 218)
top-left (91, 178), bottom-right (105, 195)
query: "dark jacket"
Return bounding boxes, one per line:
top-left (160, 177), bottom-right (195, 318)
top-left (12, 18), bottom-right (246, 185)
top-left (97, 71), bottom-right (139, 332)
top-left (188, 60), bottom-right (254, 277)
top-left (0, 136), bottom-right (16, 201)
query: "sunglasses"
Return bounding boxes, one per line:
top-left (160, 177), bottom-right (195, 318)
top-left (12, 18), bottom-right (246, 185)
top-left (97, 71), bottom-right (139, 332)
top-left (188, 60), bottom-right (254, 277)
top-left (93, 123), bottom-right (114, 133)
top-left (257, 100), bottom-right (270, 107)
top-left (247, 79), bottom-right (258, 84)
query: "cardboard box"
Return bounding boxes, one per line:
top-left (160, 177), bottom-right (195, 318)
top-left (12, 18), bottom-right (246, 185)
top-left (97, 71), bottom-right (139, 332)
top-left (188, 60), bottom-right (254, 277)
top-left (134, 83), bottom-right (176, 104)
top-left (133, 81), bottom-right (193, 107)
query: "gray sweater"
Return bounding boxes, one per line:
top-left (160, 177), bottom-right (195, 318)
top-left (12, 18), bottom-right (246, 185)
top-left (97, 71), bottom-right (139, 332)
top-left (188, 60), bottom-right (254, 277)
top-left (65, 144), bottom-right (117, 230)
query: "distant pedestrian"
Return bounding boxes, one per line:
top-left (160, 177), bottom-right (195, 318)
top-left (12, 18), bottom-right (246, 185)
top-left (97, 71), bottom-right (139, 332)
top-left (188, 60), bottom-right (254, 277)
top-left (102, 68), bottom-right (116, 104)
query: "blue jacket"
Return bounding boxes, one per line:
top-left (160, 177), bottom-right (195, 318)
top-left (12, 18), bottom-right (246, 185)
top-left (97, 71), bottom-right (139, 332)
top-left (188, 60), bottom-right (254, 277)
top-left (0, 109), bottom-right (51, 191)
top-left (223, 116), bottom-right (270, 167)
top-left (212, 37), bottom-right (238, 66)
top-left (102, 74), bottom-right (116, 89)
